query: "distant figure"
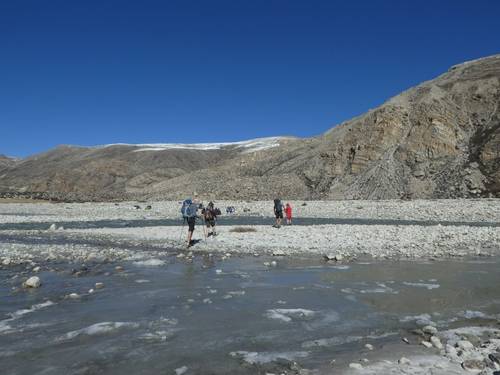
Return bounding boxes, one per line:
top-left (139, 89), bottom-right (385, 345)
top-left (226, 206), bottom-right (236, 215)
top-left (285, 203), bottom-right (292, 225)
top-left (273, 198), bottom-right (283, 228)
top-left (181, 198), bottom-right (200, 248)
top-left (202, 201), bottom-right (221, 237)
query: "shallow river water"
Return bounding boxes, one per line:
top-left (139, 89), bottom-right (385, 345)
top-left (2, 254), bottom-right (500, 375)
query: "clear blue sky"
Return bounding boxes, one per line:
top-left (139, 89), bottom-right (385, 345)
top-left (1, 0), bottom-right (499, 157)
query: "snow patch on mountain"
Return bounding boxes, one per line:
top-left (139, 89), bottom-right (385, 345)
top-left (100, 137), bottom-right (292, 153)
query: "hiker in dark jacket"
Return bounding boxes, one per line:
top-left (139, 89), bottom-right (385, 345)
top-left (273, 198), bottom-right (283, 228)
top-left (202, 201), bottom-right (221, 237)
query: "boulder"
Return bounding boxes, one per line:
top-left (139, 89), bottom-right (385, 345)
top-left (423, 325), bottom-right (438, 335)
top-left (457, 340), bottom-right (474, 351)
top-left (23, 276), bottom-right (41, 288)
top-left (348, 363), bottom-right (363, 370)
top-left (2, 258), bottom-right (11, 266)
top-left (421, 341), bottom-right (433, 348)
top-left (398, 357), bottom-right (411, 365)
top-left (430, 336), bottom-right (443, 349)
top-left (461, 359), bottom-right (485, 372)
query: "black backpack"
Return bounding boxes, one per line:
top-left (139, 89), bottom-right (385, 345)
top-left (274, 199), bottom-right (283, 212)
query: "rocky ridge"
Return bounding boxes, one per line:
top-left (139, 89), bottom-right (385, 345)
top-left (1, 54), bottom-right (499, 202)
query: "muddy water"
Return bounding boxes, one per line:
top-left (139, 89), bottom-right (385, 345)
top-left (1, 255), bottom-right (500, 375)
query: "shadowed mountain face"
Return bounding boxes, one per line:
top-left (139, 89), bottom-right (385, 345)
top-left (1, 55), bottom-right (499, 202)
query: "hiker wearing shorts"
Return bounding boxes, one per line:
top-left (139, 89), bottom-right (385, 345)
top-left (285, 203), bottom-right (292, 225)
top-left (202, 201), bottom-right (221, 237)
top-left (273, 198), bottom-right (283, 228)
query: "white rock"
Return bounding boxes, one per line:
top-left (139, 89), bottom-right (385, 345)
top-left (445, 344), bottom-right (457, 356)
top-left (88, 289), bottom-right (94, 294)
top-left (23, 276), bottom-right (41, 288)
top-left (423, 325), bottom-right (438, 335)
top-left (270, 261), bottom-right (277, 267)
top-left (348, 363), bottom-right (363, 370)
top-left (48, 223), bottom-right (57, 231)
top-left (272, 249), bottom-right (286, 256)
top-left (457, 340), bottom-right (474, 351)
top-left (69, 293), bottom-right (80, 299)
top-left (175, 366), bottom-right (188, 375)
top-left (32, 266), bottom-right (41, 272)
top-left (95, 282), bottom-right (104, 289)
top-left (2, 258), bottom-right (11, 266)
top-left (398, 357), bottom-right (411, 365)
top-left (430, 335), bottom-right (443, 349)
top-left (421, 341), bottom-right (433, 348)
top-left (365, 343), bottom-right (374, 351)
top-left (215, 269), bottom-right (222, 274)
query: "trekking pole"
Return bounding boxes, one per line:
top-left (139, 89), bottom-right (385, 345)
top-left (202, 216), bottom-right (208, 241)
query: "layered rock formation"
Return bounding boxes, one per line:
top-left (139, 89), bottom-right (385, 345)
top-left (1, 54), bottom-right (499, 201)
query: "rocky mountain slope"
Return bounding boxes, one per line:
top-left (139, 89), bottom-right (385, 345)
top-left (1, 54), bottom-right (499, 201)
top-left (0, 155), bottom-right (17, 170)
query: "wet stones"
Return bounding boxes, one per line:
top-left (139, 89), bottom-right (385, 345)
top-left (423, 325), bottom-right (438, 335)
top-left (95, 282), bottom-right (105, 289)
top-left (421, 340), bottom-right (433, 348)
top-left (461, 359), bottom-right (486, 372)
top-left (23, 276), bottom-right (41, 288)
top-left (489, 353), bottom-right (500, 365)
top-left (398, 357), bottom-right (411, 365)
top-left (348, 362), bottom-right (363, 370)
top-left (457, 340), bottom-right (475, 351)
top-left (430, 335), bottom-right (443, 349)
top-left (2, 257), bottom-right (12, 266)
top-left (324, 253), bottom-right (343, 262)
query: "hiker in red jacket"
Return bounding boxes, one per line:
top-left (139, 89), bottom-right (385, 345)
top-left (285, 203), bottom-right (292, 225)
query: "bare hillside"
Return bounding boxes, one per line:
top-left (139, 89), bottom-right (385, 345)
top-left (1, 55), bottom-right (499, 201)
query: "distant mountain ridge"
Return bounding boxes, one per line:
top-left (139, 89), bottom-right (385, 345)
top-left (1, 54), bottom-right (499, 201)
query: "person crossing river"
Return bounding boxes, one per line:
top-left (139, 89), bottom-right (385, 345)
top-left (181, 198), bottom-right (201, 248)
top-left (202, 201), bottom-right (221, 237)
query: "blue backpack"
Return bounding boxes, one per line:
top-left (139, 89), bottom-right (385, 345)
top-left (181, 199), bottom-right (197, 218)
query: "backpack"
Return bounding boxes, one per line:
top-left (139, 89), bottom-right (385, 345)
top-left (181, 199), bottom-right (197, 218)
top-left (274, 199), bottom-right (283, 213)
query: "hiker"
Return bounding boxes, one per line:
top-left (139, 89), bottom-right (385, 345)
top-left (202, 201), bottom-right (221, 237)
top-left (273, 198), bottom-right (283, 228)
top-left (181, 198), bottom-right (200, 248)
top-left (285, 203), bottom-right (292, 225)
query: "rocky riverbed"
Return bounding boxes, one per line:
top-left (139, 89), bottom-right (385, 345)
top-left (1, 200), bottom-right (500, 374)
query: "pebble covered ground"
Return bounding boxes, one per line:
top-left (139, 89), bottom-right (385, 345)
top-left (1, 199), bottom-right (500, 374)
